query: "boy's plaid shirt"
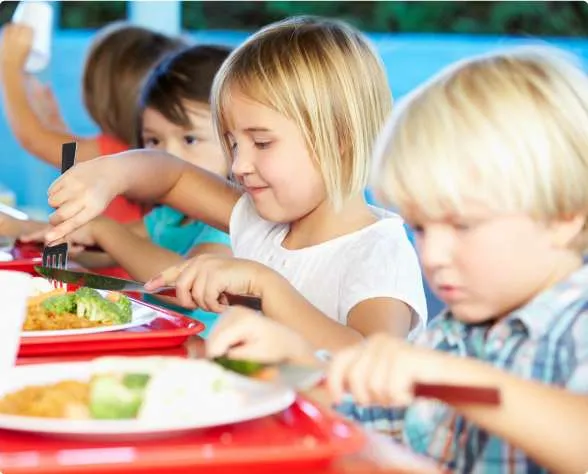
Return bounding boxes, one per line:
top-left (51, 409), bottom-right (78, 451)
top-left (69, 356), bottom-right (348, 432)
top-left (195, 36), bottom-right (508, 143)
top-left (337, 264), bottom-right (588, 473)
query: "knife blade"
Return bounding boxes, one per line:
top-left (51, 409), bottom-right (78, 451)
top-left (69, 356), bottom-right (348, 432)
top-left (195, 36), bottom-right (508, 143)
top-left (34, 266), bottom-right (263, 310)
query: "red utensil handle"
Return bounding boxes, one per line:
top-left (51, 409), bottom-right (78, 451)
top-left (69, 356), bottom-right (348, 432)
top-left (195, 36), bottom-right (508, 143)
top-left (413, 383), bottom-right (501, 406)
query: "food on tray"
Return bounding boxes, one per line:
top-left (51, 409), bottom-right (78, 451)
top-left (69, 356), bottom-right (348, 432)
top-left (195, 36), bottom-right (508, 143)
top-left (0, 357), bottom-right (243, 421)
top-left (24, 282), bottom-right (133, 331)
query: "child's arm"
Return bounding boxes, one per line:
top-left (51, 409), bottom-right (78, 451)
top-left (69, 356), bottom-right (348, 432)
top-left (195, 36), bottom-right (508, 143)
top-left (85, 217), bottom-right (189, 283)
top-left (0, 212), bottom-right (49, 238)
top-left (0, 24), bottom-right (104, 167)
top-left (147, 256), bottom-right (370, 351)
top-left (327, 335), bottom-right (588, 474)
top-left (45, 150), bottom-right (241, 243)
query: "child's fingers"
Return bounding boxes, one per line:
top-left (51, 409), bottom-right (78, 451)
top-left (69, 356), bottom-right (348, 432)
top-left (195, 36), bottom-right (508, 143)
top-left (326, 347), bottom-right (359, 404)
top-left (144, 274), bottom-right (166, 291)
top-left (345, 350), bottom-right (375, 406)
top-left (158, 263), bottom-right (186, 286)
top-left (206, 318), bottom-right (250, 359)
top-left (20, 228), bottom-right (49, 243)
top-left (46, 207), bottom-right (91, 243)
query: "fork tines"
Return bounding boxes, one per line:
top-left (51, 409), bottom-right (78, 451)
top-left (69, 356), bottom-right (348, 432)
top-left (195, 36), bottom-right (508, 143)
top-left (42, 242), bottom-right (69, 289)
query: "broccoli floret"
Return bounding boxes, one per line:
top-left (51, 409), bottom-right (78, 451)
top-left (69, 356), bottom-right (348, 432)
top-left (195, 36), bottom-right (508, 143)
top-left (41, 293), bottom-right (77, 315)
top-left (106, 292), bottom-right (132, 323)
top-left (76, 291), bottom-right (129, 325)
top-left (89, 374), bottom-right (146, 420)
top-left (213, 356), bottom-right (268, 377)
top-left (74, 287), bottom-right (102, 300)
top-left (122, 373), bottom-right (151, 391)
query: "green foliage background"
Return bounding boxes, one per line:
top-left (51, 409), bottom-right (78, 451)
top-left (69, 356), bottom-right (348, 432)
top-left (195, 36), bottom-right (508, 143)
top-left (0, 1), bottom-right (587, 36)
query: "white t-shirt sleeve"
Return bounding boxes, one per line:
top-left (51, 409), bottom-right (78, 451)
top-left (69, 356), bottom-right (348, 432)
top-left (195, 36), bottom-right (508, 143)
top-left (339, 221), bottom-right (428, 335)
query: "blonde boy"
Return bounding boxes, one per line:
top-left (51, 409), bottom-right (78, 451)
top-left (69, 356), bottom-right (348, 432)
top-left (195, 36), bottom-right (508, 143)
top-left (332, 45), bottom-right (588, 473)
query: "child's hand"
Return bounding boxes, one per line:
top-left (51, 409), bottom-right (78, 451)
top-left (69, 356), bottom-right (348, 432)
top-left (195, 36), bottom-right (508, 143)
top-left (21, 220), bottom-right (98, 255)
top-left (327, 334), bottom-right (440, 407)
top-left (0, 212), bottom-right (23, 237)
top-left (145, 254), bottom-right (271, 313)
top-left (45, 158), bottom-right (126, 243)
top-left (206, 306), bottom-right (316, 364)
top-left (0, 23), bottom-right (33, 72)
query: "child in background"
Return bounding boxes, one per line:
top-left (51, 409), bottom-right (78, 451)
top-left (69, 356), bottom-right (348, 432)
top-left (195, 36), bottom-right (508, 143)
top-left (29, 45), bottom-right (233, 337)
top-left (0, 21), bottom-right (185, 223)
top-left (41, 17), bottom-right (427, 352)
top-left (205, 46), bottom-right (588, 473)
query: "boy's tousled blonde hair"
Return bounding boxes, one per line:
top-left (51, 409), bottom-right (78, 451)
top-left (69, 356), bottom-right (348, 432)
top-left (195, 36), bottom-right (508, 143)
top-left (372, 45), bottom-right (588, 251)
top-left (83, 22), bottom-right (185, 147)
top-left (211, 16), bottom-right (392, 208)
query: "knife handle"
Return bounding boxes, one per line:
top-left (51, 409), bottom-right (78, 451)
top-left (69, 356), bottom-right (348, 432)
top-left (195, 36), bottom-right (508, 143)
top-left (413, 383), bottom-right (501, 406)
top-left (153, 288), bottom-right (263, 311)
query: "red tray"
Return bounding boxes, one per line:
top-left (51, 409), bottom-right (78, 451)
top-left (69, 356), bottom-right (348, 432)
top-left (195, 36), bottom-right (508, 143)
top-left (1, 260), bottom-right (204, 357)
top-left (0, 398), bottom-right (366, 474)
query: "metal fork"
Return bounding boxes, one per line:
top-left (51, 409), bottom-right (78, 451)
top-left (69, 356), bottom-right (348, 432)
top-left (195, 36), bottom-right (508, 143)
top-left (42, 142), bottom-right (77, 289)
top-left (42, 242), bottom-right (69, 289)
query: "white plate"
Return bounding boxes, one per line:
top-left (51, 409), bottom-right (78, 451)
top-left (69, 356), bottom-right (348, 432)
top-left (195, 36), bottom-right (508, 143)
top-left (0, 361), bottom-right (296, 440)
top-left (21, 292), bottom-right (158, 338)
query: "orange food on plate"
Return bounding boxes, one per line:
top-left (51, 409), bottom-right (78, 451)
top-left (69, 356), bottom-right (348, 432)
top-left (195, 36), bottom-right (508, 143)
top-left (0, 380), bottom-right (90, 418)
top-left (24, 288), bottom-right (109, 331)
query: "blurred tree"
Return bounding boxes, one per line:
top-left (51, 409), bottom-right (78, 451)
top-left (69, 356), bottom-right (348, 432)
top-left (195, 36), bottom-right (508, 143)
top-left (59, 1), bottom-right (127, 29)
top-left (2, 1), bottom-right (587, 36)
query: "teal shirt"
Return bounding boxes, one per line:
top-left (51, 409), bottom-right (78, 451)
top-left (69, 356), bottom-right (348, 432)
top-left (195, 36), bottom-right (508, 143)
top-left (143, 205), bottom-right (231, 337)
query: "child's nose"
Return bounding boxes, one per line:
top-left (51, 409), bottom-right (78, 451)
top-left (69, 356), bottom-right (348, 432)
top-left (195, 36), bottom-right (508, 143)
top-left (231, 148), bottom-right (255, 176)
top-left (418, 230), bottom-right (454, 271)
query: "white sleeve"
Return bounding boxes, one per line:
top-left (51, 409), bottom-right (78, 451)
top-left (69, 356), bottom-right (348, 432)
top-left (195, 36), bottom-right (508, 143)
top-left (339, 222), bottom-right (428, 334)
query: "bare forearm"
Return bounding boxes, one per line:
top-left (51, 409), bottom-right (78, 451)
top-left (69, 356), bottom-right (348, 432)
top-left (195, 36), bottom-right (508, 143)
top-left (421, 353), bottom-right (588, 473)
top-left (1, 219), bottom-right (48, 238)
top-left (114, 150), bottom-right (240, 233)
top-left (257, 270), bottom-right (363, 351)
top-left (92, 219), bottom-right (184, 283)
top-left (1, 69), bottom-right (80, 166)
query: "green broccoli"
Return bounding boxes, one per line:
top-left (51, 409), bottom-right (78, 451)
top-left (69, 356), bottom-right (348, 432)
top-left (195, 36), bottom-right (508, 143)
top-left (122, 373), bottom-right (150, 391)
top-left (89, 374), bottom-right (147, 420)
top-left (74, 287), bottom-right (102, 299)
top-left (213, 356), bottom-right (268, 377)
top-left (75, 289), bottom-right (130, 325)
top-left (41, 293), bottom-right (77, 315)
top-left (105, 292), bottom-right (132, 323)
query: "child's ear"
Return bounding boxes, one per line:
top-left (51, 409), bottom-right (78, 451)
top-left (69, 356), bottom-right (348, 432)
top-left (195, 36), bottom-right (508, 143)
top-left (548, 214), bottom-right (586, 249)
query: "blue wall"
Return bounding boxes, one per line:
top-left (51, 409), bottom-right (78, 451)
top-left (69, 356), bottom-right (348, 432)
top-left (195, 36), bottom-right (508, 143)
top-left (2, 30), bottom-right (588, 214)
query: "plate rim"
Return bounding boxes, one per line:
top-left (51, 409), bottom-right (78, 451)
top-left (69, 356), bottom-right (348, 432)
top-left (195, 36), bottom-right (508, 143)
top-left (0, 360), bottom-right (296, 436)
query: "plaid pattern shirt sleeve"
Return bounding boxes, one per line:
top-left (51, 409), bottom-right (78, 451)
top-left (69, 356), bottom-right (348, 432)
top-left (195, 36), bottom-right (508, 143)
top-left (402, 266), bottom-right (588, 474)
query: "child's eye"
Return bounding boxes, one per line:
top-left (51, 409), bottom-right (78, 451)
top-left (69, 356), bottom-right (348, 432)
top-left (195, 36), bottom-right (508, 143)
top-left (184, 135), bottom-right (198, 145)
top-left (411, 224), bottom-right (425, 235)
top-left (254, 141), bottom-right (272, 150)
top-left (143, 137), bottom-right (159, 148)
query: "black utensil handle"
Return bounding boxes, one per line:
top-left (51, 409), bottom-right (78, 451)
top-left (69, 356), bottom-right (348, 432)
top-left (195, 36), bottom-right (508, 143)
top-left (61, 142), bottom-right (77, 174)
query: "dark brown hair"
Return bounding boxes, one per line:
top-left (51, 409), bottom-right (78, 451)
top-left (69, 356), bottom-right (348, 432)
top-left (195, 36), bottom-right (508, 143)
top-left (82, 22), bottom-right (186, 146)
top-left (138, 44), bottom-right (232, 136)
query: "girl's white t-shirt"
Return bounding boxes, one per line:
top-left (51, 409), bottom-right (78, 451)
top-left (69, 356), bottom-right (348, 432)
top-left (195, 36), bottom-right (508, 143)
top-left (230, 195), bottom-right (428, 336)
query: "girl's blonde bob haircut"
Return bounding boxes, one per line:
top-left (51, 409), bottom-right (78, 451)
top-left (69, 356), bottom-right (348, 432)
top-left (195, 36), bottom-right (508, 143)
top-left (372, 45), bottom-right (588, 251)
top-left (211, 16), bottom-right (392, 208)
